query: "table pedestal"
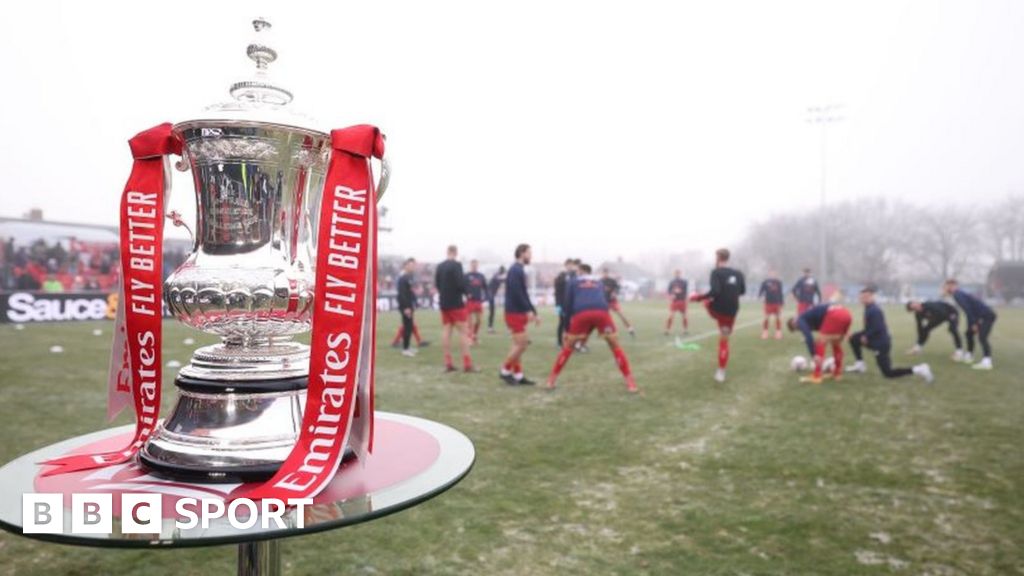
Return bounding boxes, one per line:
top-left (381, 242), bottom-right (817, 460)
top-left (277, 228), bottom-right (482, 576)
top-left (238, 539), bottom-right (281, 576)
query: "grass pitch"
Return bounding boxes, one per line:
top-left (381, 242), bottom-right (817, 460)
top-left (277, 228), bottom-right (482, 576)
top-left (0, 302), bottom-right (1021, 575)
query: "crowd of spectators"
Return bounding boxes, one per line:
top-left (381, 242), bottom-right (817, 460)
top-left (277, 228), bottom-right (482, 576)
top-left (0, 238), bottom-right (188, 293)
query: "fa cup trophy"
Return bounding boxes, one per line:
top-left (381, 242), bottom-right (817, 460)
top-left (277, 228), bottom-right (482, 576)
top-left (134, 18), bottom-right (388, 483)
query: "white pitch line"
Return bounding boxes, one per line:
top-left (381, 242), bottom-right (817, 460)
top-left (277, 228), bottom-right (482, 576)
top-left (669, 319), bottom-right (763, 346)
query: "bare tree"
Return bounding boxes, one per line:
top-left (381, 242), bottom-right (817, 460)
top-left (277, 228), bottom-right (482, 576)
top-left (983, 194), bottom-right (1024, 262)
top-left (906, 205), bottom-right (980, 280)
top-left (827, 198), bottom-right (907, 290)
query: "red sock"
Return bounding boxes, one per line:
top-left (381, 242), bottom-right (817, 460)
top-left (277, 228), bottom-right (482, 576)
top-left (444, 352), bottom-right (453, 368)
top-left (550, 346), bottom-right (573, 380)
top-left (513, 361), bottom-right (522, 375)
top-left (612, 346), bottom-right (632, 378)
top-left (832, 342), bottom-right (843, 376)
top-left (391, 326), bottom-right (402, 346)
top-left (813, 342), bottom-right (825, 378)
top-left (412, 324), bottom-right (422, 345)
top-left (502, 361), bottom-right (513, 372)
top-left (463, 355), bottom-right (473, 370)
top-left (718, 337), bottom-right (729, 369)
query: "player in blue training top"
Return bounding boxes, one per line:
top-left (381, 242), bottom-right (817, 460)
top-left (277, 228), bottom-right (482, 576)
top-left (786, 302), bottom-right (852, 383)
top-left (553, 258), bottom-right (579, 347)
top-left (846, 286), bottom-right (933, 382)
top-left (500, 243), bottom-right (540, 385)
top-left (791, 268), bottom-right (821, 316)
top-left (546, 263), bottom-right (638, 393)
top-left (758, 270), bottom-right (785, 340)
top-left (663, 269), bottom-right (689, 337)
top-left (944, 278), bottom-right (997, 370)
top-left (463, 259), bottom-right (489, 346)
top-left (905, 299), bottom-right (963, 360)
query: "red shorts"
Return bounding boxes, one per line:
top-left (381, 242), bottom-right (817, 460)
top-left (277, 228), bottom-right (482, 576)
top-left (569, 309), bottom-right (616, 336)
top-left (608, 299), bottom-right (621, 312)
top-left (441, 307), bottom-right (468, 325)
top-left (764, 303), bottom-right (782, 315)
top-left (670, 300), bottom-right (688, 313)
top-left (797, 302), bottom-right (813, 315)
top-left (820, 306), bottom-right (852, 336)
top-left (705, 302), bottom-right (736, 329)
top-left (505, 312), bottom-right (529, 334)
top-left (465, 300), bottom-right (484, 314)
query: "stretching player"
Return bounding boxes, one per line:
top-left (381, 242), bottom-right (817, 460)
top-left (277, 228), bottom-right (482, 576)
top-left (691, 248), bottom-right (746, 383)
top-left (464, 259), bottom-right (489, 345)
top-left (601, 268), bottom-right (635, 337)
top-left (546, 264), bottom-right (638, 393)
top-left (500, 244), bottom-right (540, 385)
top-left (846, 286), bottom-right (933, 382)
top-left (944, 279), bottom-right (997, 370)
top-left (435, 245), bottom-right (476, 373)
top-left (787, 302), bottom-right (852, 383)
top-left (905, 300), bottom-right (963, 359)
top-left (759, 270), bottom-right (785, 339)
top-left (791, 268), bottom-right (821, 315)
top-left (553, 258), bottom-right (579, 347)
top-left (664, 269), bottom-right (689, 336)
top-left (486, 266), bottom-right (506, 334)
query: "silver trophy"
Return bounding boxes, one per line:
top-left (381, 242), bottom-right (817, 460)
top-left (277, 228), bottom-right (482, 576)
top-left (139, 18), bottom-right (387, 481)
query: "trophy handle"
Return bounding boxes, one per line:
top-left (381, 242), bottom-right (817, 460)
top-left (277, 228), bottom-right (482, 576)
top-left (376, 155), bottom-right (391, 201)
top-left (162, 155), bottom-right (196, 243)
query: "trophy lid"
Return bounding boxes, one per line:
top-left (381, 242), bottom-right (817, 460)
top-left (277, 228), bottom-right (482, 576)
top-left (176, 17), bottom-right (325, 136)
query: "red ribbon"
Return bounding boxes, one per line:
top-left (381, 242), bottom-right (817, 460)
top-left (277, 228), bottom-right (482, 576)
top-left (237, 125), bottom-right (382, 500)
top-left (40, 123), bottom-right (180, 476)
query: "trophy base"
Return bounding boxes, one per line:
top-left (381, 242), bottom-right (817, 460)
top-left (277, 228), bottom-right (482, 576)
top-left (139, 374), bottom-right (351, 483)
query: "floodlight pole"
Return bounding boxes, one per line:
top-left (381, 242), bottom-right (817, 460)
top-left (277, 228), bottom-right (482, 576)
top-left (806, 105), bottom-right (844, 285)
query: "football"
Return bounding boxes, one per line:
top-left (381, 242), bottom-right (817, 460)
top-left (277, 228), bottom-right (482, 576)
top-left (822, 356), bottom-right (836, 373)
top-left (791, 355), bottom-right (809, 372)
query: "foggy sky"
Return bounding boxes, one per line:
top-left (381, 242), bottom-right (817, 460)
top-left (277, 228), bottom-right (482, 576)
top-left (1, 0), bottom-right (1021, 266)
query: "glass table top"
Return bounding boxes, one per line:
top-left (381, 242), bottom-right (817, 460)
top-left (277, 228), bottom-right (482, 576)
top-left (0, 412), bottom-right (474, 548)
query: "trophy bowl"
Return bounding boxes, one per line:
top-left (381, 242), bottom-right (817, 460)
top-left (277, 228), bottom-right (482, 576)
top-left (139, 18), bottom-right (375, 482)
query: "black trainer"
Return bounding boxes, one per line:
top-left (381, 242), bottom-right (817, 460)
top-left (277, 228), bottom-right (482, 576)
top-left (516, 376), bottom-right (537, 386)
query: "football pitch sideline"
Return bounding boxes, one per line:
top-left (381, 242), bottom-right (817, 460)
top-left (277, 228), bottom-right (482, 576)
top-left (0, 302), bottom-right (1021, 575)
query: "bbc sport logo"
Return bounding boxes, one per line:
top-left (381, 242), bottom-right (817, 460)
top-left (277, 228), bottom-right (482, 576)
top-left (23, 493), bottom-right (312, 534)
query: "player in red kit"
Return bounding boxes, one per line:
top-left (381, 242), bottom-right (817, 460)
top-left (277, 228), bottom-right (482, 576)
top-left (546, 264), bottom-right (638, 393)
top-left (758, 270), bottom-right (785, 340)
top-left (435, 245), bottom-right (476, 373)
top-left (787, 303), bottom-right (852, 383)
top-left (664, 269), bottom-right (689, 336)
top-left (463, 259), bottom-right (489, 345)
top-left (500, 244), bottom-right (541, 385)
top-left (691, 248), bottom-right (746, 383)
top-left (791, 268), bottom-right (821, 316)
